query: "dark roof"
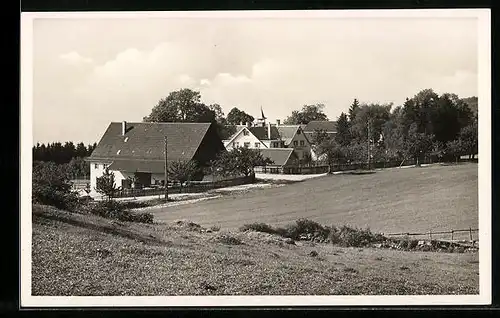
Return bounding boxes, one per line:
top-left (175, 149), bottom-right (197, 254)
top-left (108, 159), bottom-right (165, 174)
top-left (221, 125), bottom-right (244, 140)
top-left (303, 121), bottom-right (337, 133)
top-left (89, 122), bottom-right (212, 162)
top-left (276, 125), bottom-right (300, 145)
top-left (248, 126), bottom-right (281, 140)
top-left (258, 148), bottom-right (296, 166)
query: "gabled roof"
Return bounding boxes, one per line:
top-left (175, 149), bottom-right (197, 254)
top-left (303, 121), bottom-right (337, 133)
top-left (108, 159), bottom-right (165, 174)
top-left (220, 125), bottom-right (245, 141)
top-left (258, 148), bottom-right (297, 167)
top-left (89, 122), bottom-right (212, 163)
top-left (248, 126), bottom-right (281, 140)
top-left (276, 125), bottom-right (300, 145)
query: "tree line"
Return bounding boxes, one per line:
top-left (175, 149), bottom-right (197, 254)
top-left (32, 142), bottom-right (97, 179)
top-left (310, 90), bottom-right (478, 169)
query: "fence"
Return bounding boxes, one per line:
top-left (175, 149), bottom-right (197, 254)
top-left (255, 156), bottom-right (476, 176)
top-left (112, 174), bottom-right (255, 199)
top-left (385, 227), bottom-right (479, 242)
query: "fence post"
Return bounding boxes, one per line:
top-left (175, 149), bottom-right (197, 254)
top-left (451, 230), bottom-right (454, 241)
top-left (428, 231), bottom-right (432, 240)
top-left (469, 227), bottom-right (473, 241)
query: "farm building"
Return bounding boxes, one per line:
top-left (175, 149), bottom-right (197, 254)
top-left (86, 121), bottom-right (225, 194)
top-left (254, 148), bottom-right (300, 174)
top-left (222, 111), bottom-right (313, 163)
top-left (302, 120), bottom-right (337, 161)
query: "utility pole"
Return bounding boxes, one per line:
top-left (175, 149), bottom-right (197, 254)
top-left (367, 118), bottom-right (372, 170)
top-left (164, 136), bottom-right (168, 202)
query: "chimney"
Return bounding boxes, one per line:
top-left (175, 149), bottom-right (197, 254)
top-left (267, 121), bottom-right (271, 140)
top-left (122, 121), bottom-right (127, 136)
top-left (240, 121), bottom-right (244, 126)
top-left (246, 122), bottom-right (251, 128)
top-left (276, 119), bottom-right (281, 126)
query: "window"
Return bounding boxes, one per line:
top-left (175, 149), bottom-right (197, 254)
top-left (300, 140), bottom-right (305, 146)
top-left (297, 130), bottom-right (301, 134)
top-left (243, 130), bottom-right (249, 136)
top-left (293, 140), bottom-right (298, 146)
top-left (94, 163), bottom-right (98, 169)
top-left (244, 142), bottom-right (250, 148)
top-left (235, 142), bottom-right (240, 148)
top-left (255, 142), bottom-right (260, 148)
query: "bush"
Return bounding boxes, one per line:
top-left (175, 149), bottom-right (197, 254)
top-left (82, 200), bottom-right (153, 224)
top-left (121, 201), bottom-right (150, 209)
top-left (285, 218), bottom-right (330, 241)
top-left (32, 161), bottom-right (79, 211)
top-left (216, 234), bottom-right (243, 245)
top-left (239, 222), bottom-right (278, 235)
top-left (237, 219), bottom-right (386, 248)
top-left (333, 225), bottom-right (385, 247)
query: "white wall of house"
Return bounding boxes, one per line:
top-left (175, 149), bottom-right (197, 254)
top-left (225, 129), bottom-right (266, 150)
top-left (89, 161), bottom-right (116, 195)
top-left (151, 173), bottom-right (165, 185)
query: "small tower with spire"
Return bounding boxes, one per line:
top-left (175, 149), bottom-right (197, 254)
top-left (256, 106), bottom-right (267, 127)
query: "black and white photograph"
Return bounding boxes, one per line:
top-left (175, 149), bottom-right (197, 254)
top-left (20, 9), bottom-right (491, 307)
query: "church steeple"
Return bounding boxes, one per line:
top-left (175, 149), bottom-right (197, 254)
top-left (256, 106), bottom-right (267, 127)
top-left (260, 107), bottom-right (267, 120)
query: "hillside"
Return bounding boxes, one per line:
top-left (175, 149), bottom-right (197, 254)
top-left (148, 163), bottom-right (478, 239)
top-left (32, 205), bottom-right (479, 296)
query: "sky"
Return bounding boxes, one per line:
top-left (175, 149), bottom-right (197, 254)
top-left (30, 14), bottom-right (479, 145)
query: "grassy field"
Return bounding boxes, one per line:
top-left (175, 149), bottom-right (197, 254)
top-left (149, 163), bottom-right (478, 240)
top-left (32, 205), bottom-right (479, 296)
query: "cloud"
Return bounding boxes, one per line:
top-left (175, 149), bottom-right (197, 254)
top-left (33, 17), bottom-right (479, 144)
top-left (59, 51), bottom-right (93, 64)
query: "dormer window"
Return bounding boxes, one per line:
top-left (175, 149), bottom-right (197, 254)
top-left (243, 130), bottom-right (249, 136)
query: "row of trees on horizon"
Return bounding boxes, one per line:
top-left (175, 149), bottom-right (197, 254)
top-left (143, 88), bottom-right (478, 166)
top-left (33, 88), bottom-right (478, 178)
top-left (32, 142), bottom-right (98, 179)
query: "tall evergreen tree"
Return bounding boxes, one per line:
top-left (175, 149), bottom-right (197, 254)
top-left (348, 98), bottom-right (360, 122)
top-left (335, 112), bottom-right (352, 146)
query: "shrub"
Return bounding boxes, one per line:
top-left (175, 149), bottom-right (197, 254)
top-left (210, 225), bottom-right (221, 232)
top-left (239, 222), bottom-right (277, 235)
top-left (123, 211), bottom-right (154, 224)
top-left (32, 161), bottom-right (79, 211)
top-left (82, 200), bottom-right (153, 224)
top-left (285, 218), bottom-right (330, 240)
top-left (335, 225), bottom-right (385, 247)
top-left (216, 234), bottom-right (243, 245)
top-left (121, 200), bottom-right (150, 209)
top-left (95, 168), bottom-right (118, 200)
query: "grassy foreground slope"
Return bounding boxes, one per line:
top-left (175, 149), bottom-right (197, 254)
top-left (32, 205), bottom-right (479, 296)
top-left (150, 163), bottom-right (478, 239)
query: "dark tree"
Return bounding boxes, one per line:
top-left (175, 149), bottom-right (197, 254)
top-left (143, 88), bottom-right (216, 123)
top-left (210, 147), bottom-right (273, 177)
top-left (226, 107), bottom-right (255, 125)
top-left (348, 98), bottom-right (360, 122)
top-left (335, 112), bottom-right (352, 146)
top-left (32, 161), bottom-right (77, 210)
top-left (284, 104), bottom-right (328, 125)
top-left (167, 160), bottom-right (199, 191)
